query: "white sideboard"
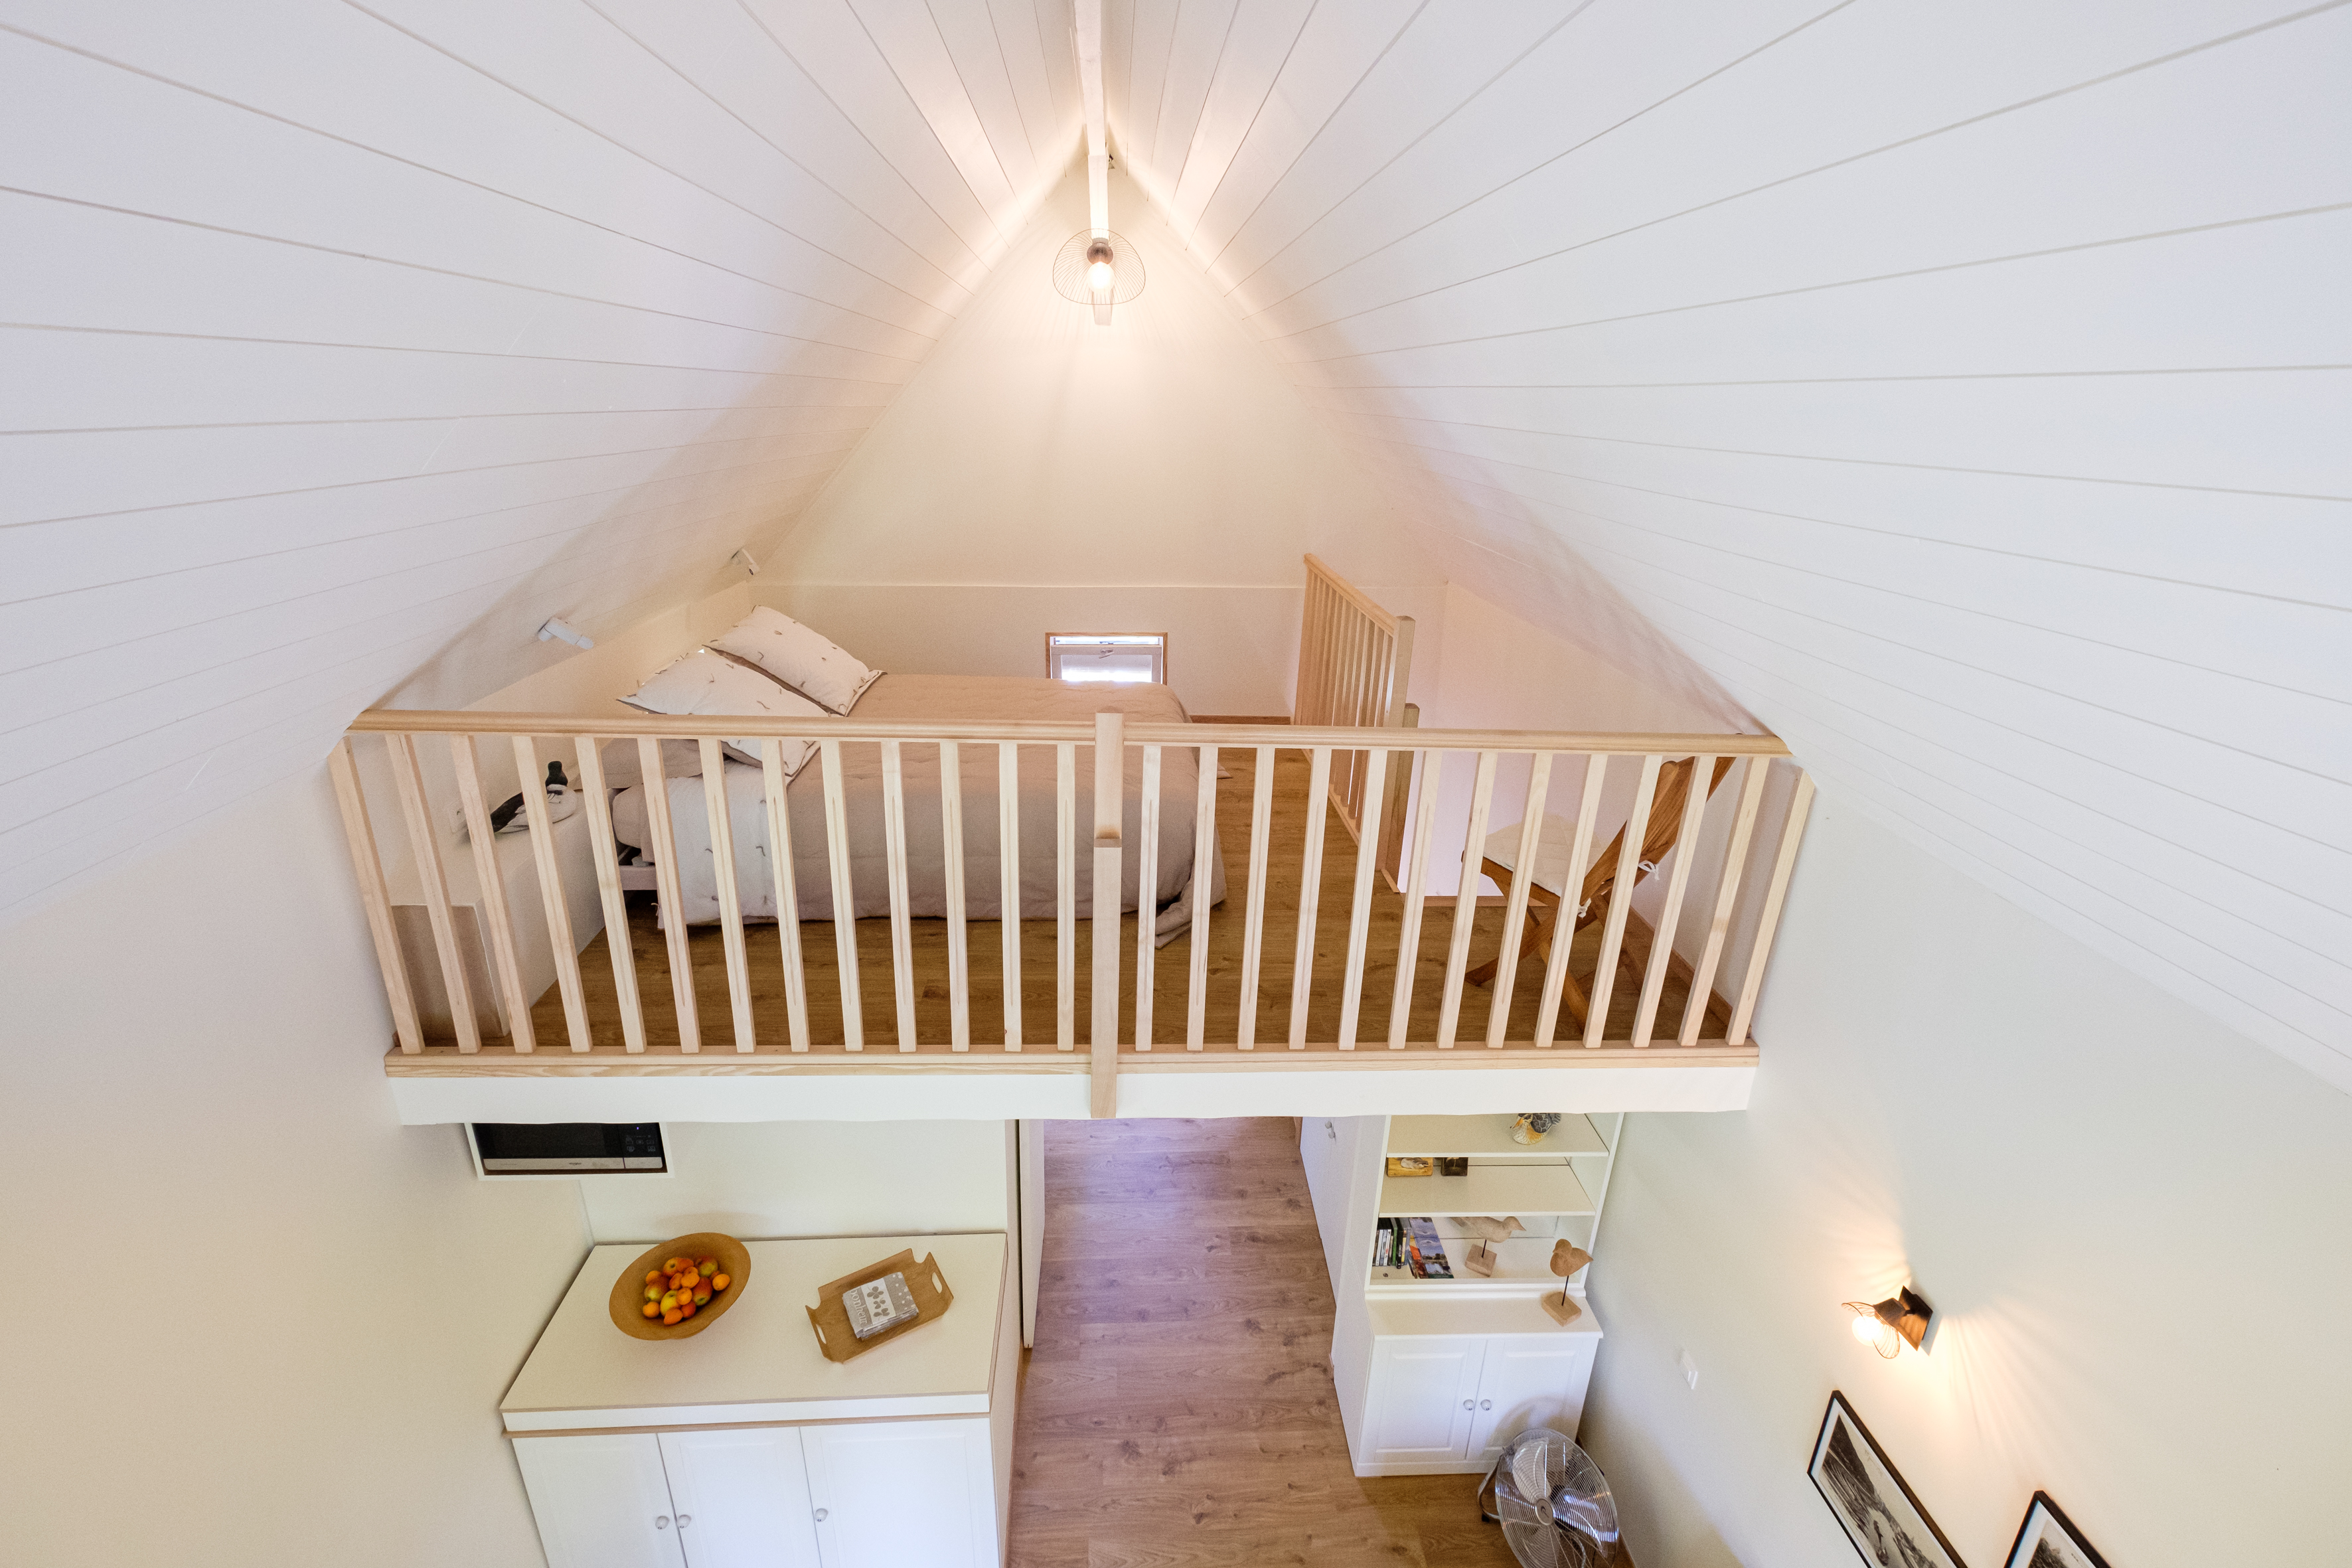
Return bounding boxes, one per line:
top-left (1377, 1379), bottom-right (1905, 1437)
top-left (503, 1233), bottom-right (1016, 1567)
top-left (1356, 1298), bottom-right (1602, 1476)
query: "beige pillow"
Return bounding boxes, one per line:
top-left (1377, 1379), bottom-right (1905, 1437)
top-left (706, 607), bottom-right (882, 715)
top-left (616, 649), bottom-right (826, 778)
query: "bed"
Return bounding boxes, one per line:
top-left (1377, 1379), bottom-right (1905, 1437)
top-left (605, 674), bottom-right (1225, 941)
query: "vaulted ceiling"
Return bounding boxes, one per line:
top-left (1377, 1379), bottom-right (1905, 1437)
top-left (4, 2), bottom-right (2344, 1089)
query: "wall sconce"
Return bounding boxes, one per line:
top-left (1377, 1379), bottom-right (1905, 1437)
top-left (1053, 230), bottom-right (1144, 326)
top-left (1843, 1287), bottom-right (1933, 1358)
top-left (536, 617), bottom-right (595, 650)
top-left (731, 548), bottom-right (760, 576)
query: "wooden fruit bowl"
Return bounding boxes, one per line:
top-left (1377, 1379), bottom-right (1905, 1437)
top-left (607, 1232), bottom-right (751, 1341)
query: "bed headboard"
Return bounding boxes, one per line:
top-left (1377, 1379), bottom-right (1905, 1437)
top-left (1294, 554), bottom-right (1417, 888)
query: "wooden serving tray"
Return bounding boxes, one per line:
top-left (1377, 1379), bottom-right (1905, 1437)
top-left (805, 1248), bottom-right (953, 1364)
top-left (607, 1232), bottom-right (751, 1342)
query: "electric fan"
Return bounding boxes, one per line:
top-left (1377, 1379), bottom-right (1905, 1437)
top-left (1477, 1428), bottom-right (1620, 1568)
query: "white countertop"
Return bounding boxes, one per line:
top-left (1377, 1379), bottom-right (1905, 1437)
top-left (1368, 1292), bottom-right (1604, 1340)
top-left (501, 1232), bottom-right (1008, 1433)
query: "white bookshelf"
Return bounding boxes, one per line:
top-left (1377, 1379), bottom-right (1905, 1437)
top-left (1368, 1113), bottom-right (1622, 1298)
top-left (1377, 1162), bottom-right (1594, 1219)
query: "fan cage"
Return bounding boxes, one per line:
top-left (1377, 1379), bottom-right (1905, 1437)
top-left (1052, 230), bottom-right (1146, 305)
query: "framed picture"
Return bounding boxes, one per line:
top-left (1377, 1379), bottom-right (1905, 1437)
top-left (2003, 1492), bottom-right (2110, 1568)
top-left (1808, 1392), bottom-right (1964, 1568)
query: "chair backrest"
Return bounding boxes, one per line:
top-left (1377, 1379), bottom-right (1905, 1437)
top-left (1574, 755), bottom-right (1737, 927)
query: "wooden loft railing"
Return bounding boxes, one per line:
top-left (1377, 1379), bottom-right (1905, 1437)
top-left (328, 707), bottom-right (1812, 1115)
top-left (1293, 553), bottom-right (1416, 888)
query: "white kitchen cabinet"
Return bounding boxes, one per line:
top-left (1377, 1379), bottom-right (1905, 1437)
top-left (801, 1417), bottom-right (997, 1568)
top-left (659, 1427), bottom-right (821, 1568)
top-left (505, 1235), bottom-right (1018, 1568)
top-left (1356, 1309), bottom-right (1602, 1475)
top-left (512, 1434), bottom-right (686, 1568)
top-left (1364, 1336), bottom-right (1486, 1464)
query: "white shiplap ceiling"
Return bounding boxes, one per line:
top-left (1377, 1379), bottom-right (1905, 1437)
top-left (1095, 0), bottom-right (2352, 1087)
top-left (2, 1), bottom-right (2345, 1093)
top-left (0, 0), bottom-right (1079, 919)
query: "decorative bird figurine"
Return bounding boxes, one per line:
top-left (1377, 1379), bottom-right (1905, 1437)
top-left (1541, 1239), bottom-right (1593, 1326)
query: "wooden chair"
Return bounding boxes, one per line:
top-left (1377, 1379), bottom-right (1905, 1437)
top-left (1467, 756), bottom-right (1735, 1028)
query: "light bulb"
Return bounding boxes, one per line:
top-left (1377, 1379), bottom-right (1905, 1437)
top-left (1850, 1311), bottom-right (1884, 1345)
top-left (1087, 260), bottom-right (1115, 293)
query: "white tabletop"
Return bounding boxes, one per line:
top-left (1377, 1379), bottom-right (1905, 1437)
top-left (501, 1232), bottom-right (1007, 1433)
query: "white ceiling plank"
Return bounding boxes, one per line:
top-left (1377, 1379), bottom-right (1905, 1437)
top-left (1160, 0), bottom-right (1310, 239)
top-left (1140, 0), bottom-right (1237, 206)
top-left (1113, 0), bottom-right (1179, 169)
top-left (845, 0), bottom-right (1023, 226)
top-left (1025, 0), bottom-right (1081, 133)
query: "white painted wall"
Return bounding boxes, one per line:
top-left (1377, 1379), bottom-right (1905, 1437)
top-left (0, 768), bottom-right (587, 1567)
top-left (1577, 798), bottom-right (2352, 1568)
top-left (582, 1121), bottom-right (1014, 1244)
top-left (764, 159), bottom-right (1443, 714)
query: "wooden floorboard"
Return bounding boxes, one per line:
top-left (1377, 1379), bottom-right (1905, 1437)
top-left (1006, 1116), bottom-right (1524, 1568)
top-left (518, 748), bottom-right (1729, 1057)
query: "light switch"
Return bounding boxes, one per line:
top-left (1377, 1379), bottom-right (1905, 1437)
top-left (1678, 1349), bottom-right (1699, 1391)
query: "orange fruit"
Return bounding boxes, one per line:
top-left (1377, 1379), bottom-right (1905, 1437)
top-left (645, 1270), bottom-right (663, 1285)
top-left (710, 1273), bottom-right (730, 1292)
top-left (680, 1301), bottom-right (696, 1318)
top-left (662, 1308), bottom-right (682, 1326)
top-left (641, 1302), bottom-right (660, 1318)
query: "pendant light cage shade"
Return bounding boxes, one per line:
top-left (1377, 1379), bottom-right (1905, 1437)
top-left (1053, 231), bottom-right (1146, 305)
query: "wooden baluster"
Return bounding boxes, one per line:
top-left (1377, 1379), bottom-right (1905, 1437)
top-left (1729, 770), bottom-right (1816, 1046)
top-left (1288, 745), bottom-right (1333, 1048)
top-left (327, 738), bottom-right (424, 1054)
top-left (512, 736), bottom-right (590, 1052)
top-left (819, 739), bottom-right (862, 1051)
top-left (1534, 755), bottom-right (1606, 1050)
top-left (573, 738), bottom-right (646, 1052)
top-left (1235, 744), bottom-right (1277, 1049)
top-left (1056, 742), bottom-right (1077, 1052)
top-left (386, 732), bottom-right (480, 1054)
top-left (449, 734), bottom-right (534, 1051)
top-left (1484, 752), bottom-right (1554, 1048)
top-left (940, 740), bottom-right (970, 1053)
top-left (1385, 749), bottom-right (1444, 1048)
top-left (1435, 750), bottom-right (1499, 1048)
top-left (1679, 756), bottom-right (1768, 1047)
top-left (1186, 743), bottom-right (1217, 1052)
top-left (1089, 713), bottom-right (1125, 1116)
top-left (998, 742), bottom-right (1022, 1051)
top-left (758, 740), bottom-right (811, 1052)
top-left (1630, 755), bottom-right (1715, 1048)
top-left (1134, 744), bottom-right (1161, 1052)
top-left (637, 739), bottom-right (700, 1053)
top-left (1581, 753), bottom-right (1662, 1049)
top-left (1335, 746), bottom-right (1388, 1050)
top-left (880, 740), bottom-right (918, 1052)
top-left (697, 738), bottom-right (756, 1054)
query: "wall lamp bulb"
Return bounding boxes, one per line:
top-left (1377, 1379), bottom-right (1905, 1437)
top-left (537, 617), bottom-right (595, 650)
top-left (1842, 1287), bottom-right (1933, 1359)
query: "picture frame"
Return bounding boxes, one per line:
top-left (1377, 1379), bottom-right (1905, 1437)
top-left (1808, 1392), bottom-right (1964, 1568)
top-left (2003, 1492), bottom-right (2110, 1568)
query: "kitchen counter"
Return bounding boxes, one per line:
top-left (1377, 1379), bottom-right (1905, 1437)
top-left (500, 1231), bottom-right (1009, 1433)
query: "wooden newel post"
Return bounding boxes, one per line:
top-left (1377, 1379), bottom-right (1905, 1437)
top-left (1089, 711), bottom-right (1124, 1118)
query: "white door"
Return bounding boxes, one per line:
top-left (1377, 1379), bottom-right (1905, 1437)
top-left (801, 1417), bottom-right (995, 1568)
top-left (1366, 1336), bottom-right (1486, 1464)
top-left (658, 1427), bottom-right (821, 1568)
top-left (512, 1433), bottom-right (688, 1568)
top-left (1468, 1336), bottom-right (1597, 1462)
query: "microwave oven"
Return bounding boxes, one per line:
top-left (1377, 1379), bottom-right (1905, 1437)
top-left (465, 1122), bottom-right (669, 1178)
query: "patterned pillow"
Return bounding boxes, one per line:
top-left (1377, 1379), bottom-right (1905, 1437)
top-left (617, 649), bottom-right (826, 777)
top-left (706, 607), bottom-right (882, 716)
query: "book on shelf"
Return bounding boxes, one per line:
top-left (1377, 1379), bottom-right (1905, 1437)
top-left (1403, 1216), bottom-right (1452, 1279)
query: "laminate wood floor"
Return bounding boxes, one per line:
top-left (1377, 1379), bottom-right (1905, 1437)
top-left (1004, 1116), bottom-right (1523, 1568)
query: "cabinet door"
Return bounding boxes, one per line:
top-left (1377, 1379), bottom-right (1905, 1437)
top-left (1366, 1336), bottom-right (1486, 1463)
top-left (512, 1433), bottom-right (687, 1568)
top-left (658, 1427), bottom-right (821, 1568)
top-left (801, 1417), bottom-right (995, 1568)
top-left (1468, 1336), bottom-right (1597, 1462)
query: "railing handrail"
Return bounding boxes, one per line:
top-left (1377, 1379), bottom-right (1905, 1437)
top-left (343, 706), bottom-right (1792, 758)
top-left (1304, 552), bottom-right (1403, 634)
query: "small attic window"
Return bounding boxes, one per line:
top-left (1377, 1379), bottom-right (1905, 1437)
top-left (1047, 633), bottom-right (1165, 686)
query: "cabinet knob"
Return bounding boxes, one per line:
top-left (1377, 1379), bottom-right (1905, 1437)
top-left (814, 1508), bottom-right (829, 1522)
top-left (1480, 1399), bottom-right (1492, 1410)
top-left (655, 1517), bottom-right (669, 1529)
top-left (675, 1515), bottom-right (692, 1528)
top-left (1462, 1399), bottom-right (1474, 1411)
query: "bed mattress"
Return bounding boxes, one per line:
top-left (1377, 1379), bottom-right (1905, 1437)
top-left (606, 674), bottom-right (1225, 933)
